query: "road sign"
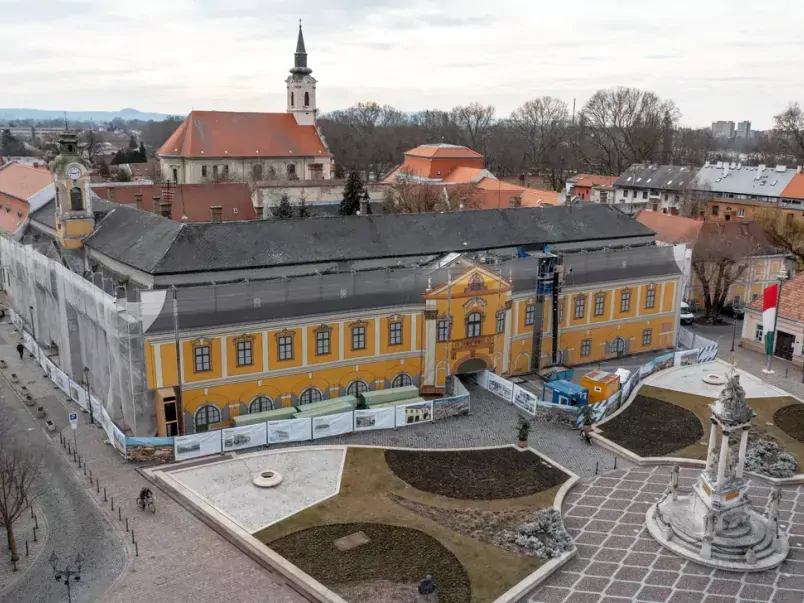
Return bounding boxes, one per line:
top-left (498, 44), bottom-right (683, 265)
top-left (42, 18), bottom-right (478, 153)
top-left (68, 412), bottom-right (78, 430)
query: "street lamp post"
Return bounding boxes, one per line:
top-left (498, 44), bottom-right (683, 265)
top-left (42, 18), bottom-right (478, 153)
top-left (83, 366), bottom-right (94, 425)
top-left (28, 305), bottom-right (37, 362)
top-left (49, 551), bottom-right (83, 603)
top-left (730, 316), bottom-right (737, 353)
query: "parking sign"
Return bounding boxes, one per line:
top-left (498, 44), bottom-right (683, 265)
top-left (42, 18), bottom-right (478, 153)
top-left (68, 412), bottom-right (78, 430)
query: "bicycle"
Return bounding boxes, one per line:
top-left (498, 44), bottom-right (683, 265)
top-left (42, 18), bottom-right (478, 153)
top-left (136, 494), bottom-right (156, 513)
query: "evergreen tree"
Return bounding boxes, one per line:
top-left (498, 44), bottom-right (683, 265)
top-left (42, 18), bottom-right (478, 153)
top-left (128, 134), bottom-right (137, 150)
top-left (340, 169), bottom-right (366, 216)
top-left (99, 160), bottom-right (110, 177)
top-left (271, 193), bottom-right (294, 219)
top-left (138, 142), bottom-right (147, 162)
top-left (297, 198), bottom-right (314, 218)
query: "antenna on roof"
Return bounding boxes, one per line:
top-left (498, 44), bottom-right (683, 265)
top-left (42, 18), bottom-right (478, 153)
top-left (63, 111), bottom-right (68, 131)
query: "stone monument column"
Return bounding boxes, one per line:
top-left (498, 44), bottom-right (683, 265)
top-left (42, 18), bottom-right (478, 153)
top-left (705, 419), bottom-right (718, 472)
top-left (716, 430), bottom-right (730, 487)
top-left (736, 426), bottom-right (750, 479)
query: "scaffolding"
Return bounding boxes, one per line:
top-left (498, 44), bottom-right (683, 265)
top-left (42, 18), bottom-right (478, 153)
top-left (0, 237), bottom-right (151, 434)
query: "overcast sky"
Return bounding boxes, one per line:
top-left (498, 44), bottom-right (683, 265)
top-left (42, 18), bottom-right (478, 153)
top-left (2, 0), bottom-right (803, 128)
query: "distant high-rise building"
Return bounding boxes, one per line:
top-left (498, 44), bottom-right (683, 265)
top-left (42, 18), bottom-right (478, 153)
top-left (735, 121), bottom-right (752, 138)
top-left (711, 121), bottom-right (735, 139)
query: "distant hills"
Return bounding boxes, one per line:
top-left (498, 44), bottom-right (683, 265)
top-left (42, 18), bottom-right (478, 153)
top-left (0, 108), bottom-right (177, 123)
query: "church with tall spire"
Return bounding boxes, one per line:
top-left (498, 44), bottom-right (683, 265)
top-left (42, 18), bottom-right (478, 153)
top-left (157, 22), bottom-right (332, 186)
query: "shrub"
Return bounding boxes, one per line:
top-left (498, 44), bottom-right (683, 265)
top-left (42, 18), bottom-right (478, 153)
top-left (509, 508), bottom-right (574, 559)
top-left (517, 416), bottom-right (531, 441)
top-left (744, 441), bottom-right (799, 479)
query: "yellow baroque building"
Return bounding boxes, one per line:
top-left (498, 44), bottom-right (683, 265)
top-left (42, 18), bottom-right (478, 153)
top-left (143, 245), bottom-right (680, 435)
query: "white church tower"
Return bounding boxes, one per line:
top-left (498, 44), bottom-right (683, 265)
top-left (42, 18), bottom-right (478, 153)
top-left (286, 21), bottom-right (317, 126)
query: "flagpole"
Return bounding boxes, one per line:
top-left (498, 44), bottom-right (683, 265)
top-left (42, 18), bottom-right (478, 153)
top-left (765, 266), bottom-right (788, 374)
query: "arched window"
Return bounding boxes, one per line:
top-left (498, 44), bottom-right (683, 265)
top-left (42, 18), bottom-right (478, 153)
top-left (298, 387), bottom-right (323, 405)
top-left (70, 186), bottom-right (83, 211)
top-left (290, 92), bottom-right (295, 107)
top-left (195, 404), bottom-right (221, 432)
top-left (466, 311), bottom-right (482, 338)
top-left (346, 380), bottom-right (369, 397)
top-left (249, 395), bottom-right (273, 414)
top-left (467, 274), bottom-right (484, 291)
top-left (391, 373), bottom-right (413, 388)
top-left (611, 337), bottom-right (626, 356)
top-left (304, 91), bottom-right (310, 106)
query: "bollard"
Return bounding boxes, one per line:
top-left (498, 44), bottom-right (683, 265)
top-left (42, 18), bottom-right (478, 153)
top-left (96, 479), bottom-right (99, 494)
top-left (89, 469), bottom-right (92, 481)
top-left (78, 455), bottom-right (82, 469)
top-left (72, 449), bottom-right (76, 462)
top-left (11, 556), bottom-right (17, 572)
top-left (786, 369), bottom-right (789, 378)
top-left (118, 507), bottom-right (122, 521)
top-left (131, 529), bottom-right (135, 544)
top-left (135, 541), bottom-right (138, 557)
top-left (103, 487), bottom-right (107, 501)
top-left (67, 442), bottom-right (71, 455)
top-left (595, 461), bottom-right (599, 475)
top-left (83, 463), bottom-right (86, 476)
top-left (126, 517), bottom-right (129, 532)
top-left (59, 432), bottom-right (63, 445)
top-left (111, 496), bottom-right (114, 511)
top-left (32, 527), bottom-right (37, 542)
top-left (25, 541), bottom-right (28, 557)
top-left (614, 456), bottom-right (618, 470)
top-left (33, 514), bottom-right (37, 530)
top-left (30, 504), bottom-right (34, 518)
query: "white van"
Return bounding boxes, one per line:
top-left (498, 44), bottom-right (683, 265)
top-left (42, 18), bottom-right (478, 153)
top-left (679, 302), bottom-right (694, 325)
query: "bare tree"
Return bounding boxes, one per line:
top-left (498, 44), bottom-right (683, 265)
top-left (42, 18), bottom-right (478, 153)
top-left (676, 178), bottom-right (711, 219)
top-left (510, 97), bottom-right (569, 171)
top-left (450, 102), bottom-right (496, 156)
top-left (383, 170), bottom-right (479, 214)
top-left (411, 109), bottom-right (461, 143)
top-left (579, 87), bottom-right (680, 175)
top-left (82, 127), bottom-right (103, 164)
top-left (756, 207), bottom-right (804, 265)
top-left (692, 223), bottom-right (766, 323)
top-left (0, 418), bottom-right (41, 561)
top-left (773, 102), bottom-right (804, 163)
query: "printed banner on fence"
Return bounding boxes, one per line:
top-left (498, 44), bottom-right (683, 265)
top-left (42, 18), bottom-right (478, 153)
top-left (222, 423), bottom-right (267, 451)
top-left (474, 370), bottom-right (489, 389)
top-left (396, 400), bottom-right (433, 427)
top-left (174, 431), bottom-right (221, 461)
top-left (111, 420), bottom-right (127, 455)
top-left (433, 394), bottom-right (470, 421)
top-left (512, 385), bottom-right (539, 415)
top-left (621, 372), bottom-right (639, 403)
top-left (68, 380), bottom-right (88, 410)
top-left (312, 411), bottom-right (353, 440)
top-left (51, 366), bottom-right (70, 395)
top-left (125, 437), bottom-right (175, 462)
top-left (674, 349), bottom-right (699, 367)
top-left (486, 372), bottom-right (513, 402)
top-left (267, 417), bottom-right (312, 444)
top-left (354, 408), bottom-right (395, 432)
top-left (698, 344), bottom-right (718, 363)
top-left (21, 330), bottom-right (33, 352)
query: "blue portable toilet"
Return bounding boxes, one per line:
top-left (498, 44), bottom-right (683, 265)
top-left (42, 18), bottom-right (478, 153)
top-left (542, 380), bottom-right (588, 407)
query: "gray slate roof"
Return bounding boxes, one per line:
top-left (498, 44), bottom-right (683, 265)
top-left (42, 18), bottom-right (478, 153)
top-left (694, 164), bottom-right (797, 198)
top-left (146, 245), bottom-right (679, 333)
top-left (85, 203), bottom-right (654, 276)
top-left (614, 164), bottom-right (699, 191)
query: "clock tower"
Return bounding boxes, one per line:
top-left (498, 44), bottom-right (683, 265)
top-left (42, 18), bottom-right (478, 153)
top-left (51, 131), bottom-right (94, 249)
top-left (286, 21), bottom-right (317, 126)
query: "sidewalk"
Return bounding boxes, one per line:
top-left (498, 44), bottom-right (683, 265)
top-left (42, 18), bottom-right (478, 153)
top-left (723, 344), bottom-right (804, 401)
top-left (0, 323), bottom-right (305, 603)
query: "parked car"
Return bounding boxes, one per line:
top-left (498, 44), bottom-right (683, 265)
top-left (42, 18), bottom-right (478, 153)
top-left (721, 303), bottom-right (745, 320)
top-left (679, 302), bottom-right (694, 325)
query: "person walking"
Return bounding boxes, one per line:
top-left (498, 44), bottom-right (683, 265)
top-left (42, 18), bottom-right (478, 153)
top-left (16, 343), bottom-right (24, 360)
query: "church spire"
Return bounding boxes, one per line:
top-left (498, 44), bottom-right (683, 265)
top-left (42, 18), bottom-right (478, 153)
top-left (290, 20), bottom-right (312, 77)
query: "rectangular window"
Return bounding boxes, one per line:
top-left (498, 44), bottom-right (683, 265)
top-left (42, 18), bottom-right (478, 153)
top-left (252, 164), bottom-right (263, 181)
top-left (194, 346), bottom-right (211, 372)
top-left (236, 340), bottom-right (252, 366)
top-left (316, 330), bottom-right (330, 355)
top-left (212, 165), bottom-right (219, 179)
top-left (496, 312), bottom-right (505, 334)
top-left (642, 191), bottom-right (648, 199)
top-left (278, 336), bottom-right (293, 361)
top-left (712, 205), bottom-right (719, 216)
top-left (733, 295), bottom-right (741, 304)
top-left (755, 324), bottom-right (763, 341)
top-left (389, 321), bottom-right (402, 346)
top-left (223, 165), bottom-right (230, 178)
top-left (620, 289), bottom-right (631, 312)
top-left (642, 328), bottom-right (653, 346)
top-left (622, 190), bottom-right (628, 199)
top-left (352, 326), bottom-right (366, 350)
top-left (738, 208), bottom-right (745, 217)
top-left (437, 320), bottom-right (450, 342)
top-left (594, 294), bottom-right (605, 316)
top-left (201, 165), bottom-right (208, 178)
top-left (645, 288), bottom-right (656, 309)
top-left (581, 339), bottom-right (591, 357)
top-left (524, 304), bottom-right (536, 325)
top-left (574, 296), bottom-right (586, 320)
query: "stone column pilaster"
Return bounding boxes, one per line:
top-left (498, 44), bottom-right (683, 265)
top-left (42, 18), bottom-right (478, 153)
top-left (736, 426), bottom-right (750, 479)
top-left (716, 430), bottom-right (731, 488)
top-left (705, 419), bottom-right (718, 473)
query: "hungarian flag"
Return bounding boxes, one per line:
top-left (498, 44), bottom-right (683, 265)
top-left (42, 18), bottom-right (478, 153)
top-left (763, 284), bottom-right (779, 355)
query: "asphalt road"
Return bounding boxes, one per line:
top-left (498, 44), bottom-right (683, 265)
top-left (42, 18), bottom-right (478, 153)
top-left (0, 376), bottom-right (126, 603)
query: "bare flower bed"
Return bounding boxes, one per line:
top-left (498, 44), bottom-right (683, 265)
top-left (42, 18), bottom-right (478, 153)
top-left (774, 404), bottom-right (804, 443)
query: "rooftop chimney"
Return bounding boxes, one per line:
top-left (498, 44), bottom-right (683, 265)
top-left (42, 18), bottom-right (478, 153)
top-left (134, 192), bottom-right (143, 210)
top-left (210, 205), bottom-right (223, 223)
top-left (159, 200), bottom-right (172, 219)
top-left (152, 196), bottom-right (161, 213)
top-left (359, 199), bottom-right (369, 216)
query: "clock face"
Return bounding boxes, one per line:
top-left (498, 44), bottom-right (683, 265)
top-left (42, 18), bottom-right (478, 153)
top-left (68, 166), bottom-right (81, 181)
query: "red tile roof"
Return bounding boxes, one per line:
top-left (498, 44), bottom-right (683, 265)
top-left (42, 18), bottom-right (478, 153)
top-left (568, 174), bottom-right (617, 188)
top-left (0, 192), bottom-right (29, 235)
top-left (157, 111), bottom-right (331, 159)
top-left (747, 272), bottom-right (804, 322)
top-left (404, 144), bottom-right (483, 159)
top-left (635, 210), bottom-right (704, 245)
top-left (441, 166), bottom-right (488, 184)
top-left (781, 173), bottom-right (804, 200)
top-left (0, 162), bottom-right (52, 200)
top-left (92, 182), bottom-right (257, 222)
top-left (520, 188), bottom-right (561, 207)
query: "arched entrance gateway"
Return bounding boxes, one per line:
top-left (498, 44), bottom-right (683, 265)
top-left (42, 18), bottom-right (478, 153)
top-left (454, 357), bottom-right (489, 375)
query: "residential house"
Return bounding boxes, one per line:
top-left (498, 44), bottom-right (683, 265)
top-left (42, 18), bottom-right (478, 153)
top-left (699, 163), bottom-right (799, 221)
top-left (742, 272), bottom-right (804, 366)
top-left (566, 174), bottom-right (617, 203)
top-left (613, 164), bottom-right (699, 215)
top-left (0, 161), bottom-right (54, 239)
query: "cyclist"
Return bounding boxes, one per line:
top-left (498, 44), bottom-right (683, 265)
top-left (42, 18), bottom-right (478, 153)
top-left (139, 487), bottom-right (153, 504)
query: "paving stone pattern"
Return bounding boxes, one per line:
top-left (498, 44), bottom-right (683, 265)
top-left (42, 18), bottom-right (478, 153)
top-left (0, 501), bottom-right (48, 597)
top-left (528, 466), bottom-right (804, 603)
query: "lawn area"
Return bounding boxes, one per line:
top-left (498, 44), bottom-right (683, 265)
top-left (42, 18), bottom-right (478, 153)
top-left (256, 446), bottom-right (569, 603)
top-left (599, 384), bottom-right (804, 468)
